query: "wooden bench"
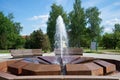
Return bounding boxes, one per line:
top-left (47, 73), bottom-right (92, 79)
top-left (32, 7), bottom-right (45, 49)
top-left (10, 49), bottom-right (43, 58)
top-left (55, 48), bottom-right (83, 55)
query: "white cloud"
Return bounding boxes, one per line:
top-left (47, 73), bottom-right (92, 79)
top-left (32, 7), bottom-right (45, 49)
top-left (32, 23), bottom-right (47, 33)
top-left (104, 27), bottom-right (112, 33)
top-left (99, 1), bottom-right (120, 33)
top-left (28, 14), bottom-right (49, 33)
top-left (100, 1), bottom-right (120, 20)
top-left (105, 18), bottom-right (120, 25)
top-left (103, 18), bottom-right (120, 33)
top-left (28, 15), bottom-right (49, 21)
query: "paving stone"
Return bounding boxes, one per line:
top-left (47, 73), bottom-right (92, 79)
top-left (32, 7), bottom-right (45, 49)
top-left (94, 60), bottom-right (116, 74)
top-left (66, 62), bottom-right (103, 75)
top-left (22, 63), bottom-right (61, 75)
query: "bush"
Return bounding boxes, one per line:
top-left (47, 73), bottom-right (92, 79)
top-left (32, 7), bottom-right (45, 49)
top-left (117, 41), bottom-right (120, 49)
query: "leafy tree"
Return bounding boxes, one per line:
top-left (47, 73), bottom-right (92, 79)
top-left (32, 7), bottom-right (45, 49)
top-left (47, 3), bottom-right (68, 50)
top-left (113, 23), bottom-right (120, 33)
top-left (25, 29), bottom-right (51, 51)
top-left (30, 29), bottom-right (44, 49)
top-left (101, 24), bottom-right (120, 49)
top-left (68, 0), bottom-right (86, 47)
top-left (113, 23), bottom-right (120, 49)
top-left (42, 34), bottom-right (51, 52)
top-left (0, 12), bottom-right (24, 49)
top-left (117, 41), bottom-right (120, 49)
top-left (24, 36), bottom-right (31, 49)
top-left (102, 33), bottom-right (115, 49)
top-left (86, 7), bottom-right (103, 43)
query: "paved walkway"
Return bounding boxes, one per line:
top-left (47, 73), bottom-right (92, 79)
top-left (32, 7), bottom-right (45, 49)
top-left (83, 53), bottom-right (120, 61)
top-left (0, 52), bottom-right (120, 61)
top-left (0, 52), bottom-right (119, 63)
top-left (0, 53), bottom-right (12, 58)
top-left (43, 52), bottom-right (120, 61)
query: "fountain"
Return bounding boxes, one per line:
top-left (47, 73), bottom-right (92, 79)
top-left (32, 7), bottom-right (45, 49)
top-left (0, 15), bottom-right (119, 80)
top-left (54, 15), bottom-right (69, 74)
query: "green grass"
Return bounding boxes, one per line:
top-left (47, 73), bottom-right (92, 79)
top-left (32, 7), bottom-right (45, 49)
top-left (83, 48), bottom-right (120, 54)
top-left (0, 50), bottom-right (9, 54)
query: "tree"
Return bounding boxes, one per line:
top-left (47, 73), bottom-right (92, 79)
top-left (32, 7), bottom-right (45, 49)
top-left (30, 29), bottom-right (44, 49)
top-left (68, 0), bottom-right (86, 47)
top-left (113, 23), bottom-right (120, 33)
top-left (113, 23), bottom-right (120, 49)
top-left (102, 33), bottom-right (115, 49)
top-left (47, 3), bottom-right (68, 50)
top-left (0, 12), bottom-right (24, 49)
top-left (101, 24), bottom-right (120, 49)
top-left (86, 7), bottom-right (103, 42)
top-left (25, 29), bottom-right (51, 51)
top-left (42, 34), bottom-right (51, 52)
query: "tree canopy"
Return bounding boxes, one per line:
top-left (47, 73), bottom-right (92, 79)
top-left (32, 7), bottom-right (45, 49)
top-left (101, 23), bottom-right (120, 49)
top-left (86, 7), bottom-right (103, 42)
top-left (68, 0), bottom-right (86, 47)
top-left (25, 29), bottom-right (51, 51)
top-left (0, 12), bottom-right (24, 49)
top-left (47, 3), bottom-right (68, 50)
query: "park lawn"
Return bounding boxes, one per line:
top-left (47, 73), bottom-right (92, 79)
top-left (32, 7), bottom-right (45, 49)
top-left (0, 50), bottom-right (10, 54)
top-left (84, 48), bottom-right (120, 54)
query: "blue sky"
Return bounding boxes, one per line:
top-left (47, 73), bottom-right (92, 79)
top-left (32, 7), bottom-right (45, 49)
top-left (0, 0), bottom-right (120, 35)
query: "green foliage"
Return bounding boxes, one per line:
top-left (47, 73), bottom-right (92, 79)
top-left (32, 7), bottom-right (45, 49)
top-left (113, 23), bottom-right (120, 33)
top-left (0, 12), bottom-right (24, 49)
top-left (47, 3), bottom-right (68, 50)
top-left (101, 31), bottom-right (120, 49)
top-left (117, 41), bottom-right (120, 49)
top-left (42, 34), bottom-right (51, 52)
top-left (86, 7), bottom-right (103, 42)
top-left (25, 29), bottom-right (51, 51)
top-left (25, 29), bottom-right (44, 49)
top-left (112, 23), bottom-right (120, 49)
top-left (102, 33), bottom-right (115, 49)
top-left (68, 0), bottom-right (86, 47)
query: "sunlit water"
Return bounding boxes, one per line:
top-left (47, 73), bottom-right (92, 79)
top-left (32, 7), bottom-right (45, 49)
top-left (54, 15), bottom-right (69, 65)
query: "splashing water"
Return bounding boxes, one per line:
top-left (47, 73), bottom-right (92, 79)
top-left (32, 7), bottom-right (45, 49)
top-left (54, 15), bottom-right (69, 65)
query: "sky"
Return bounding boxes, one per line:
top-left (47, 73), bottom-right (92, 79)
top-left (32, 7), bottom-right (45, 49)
top-left (0, 0), bottom-right (120, 35)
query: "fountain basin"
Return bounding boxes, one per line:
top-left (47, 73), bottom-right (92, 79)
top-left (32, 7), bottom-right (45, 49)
top-left (0, 56), bottom-right (119, 80)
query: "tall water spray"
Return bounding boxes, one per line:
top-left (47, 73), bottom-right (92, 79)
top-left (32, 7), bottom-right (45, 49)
top-left (54, 15), bottom-right (68, 65)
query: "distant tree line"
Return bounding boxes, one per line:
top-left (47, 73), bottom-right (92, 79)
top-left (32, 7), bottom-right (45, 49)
top-left (1, 0), bottom-right (120, 51)
top-left (101, 24), bottom-right (120, 49)
top-left (47, 0), bottom-right (120, 50)
top-left (47, 0), bottom-right (103, 50)
top-left (0, 12), bottom-right (51, 51)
